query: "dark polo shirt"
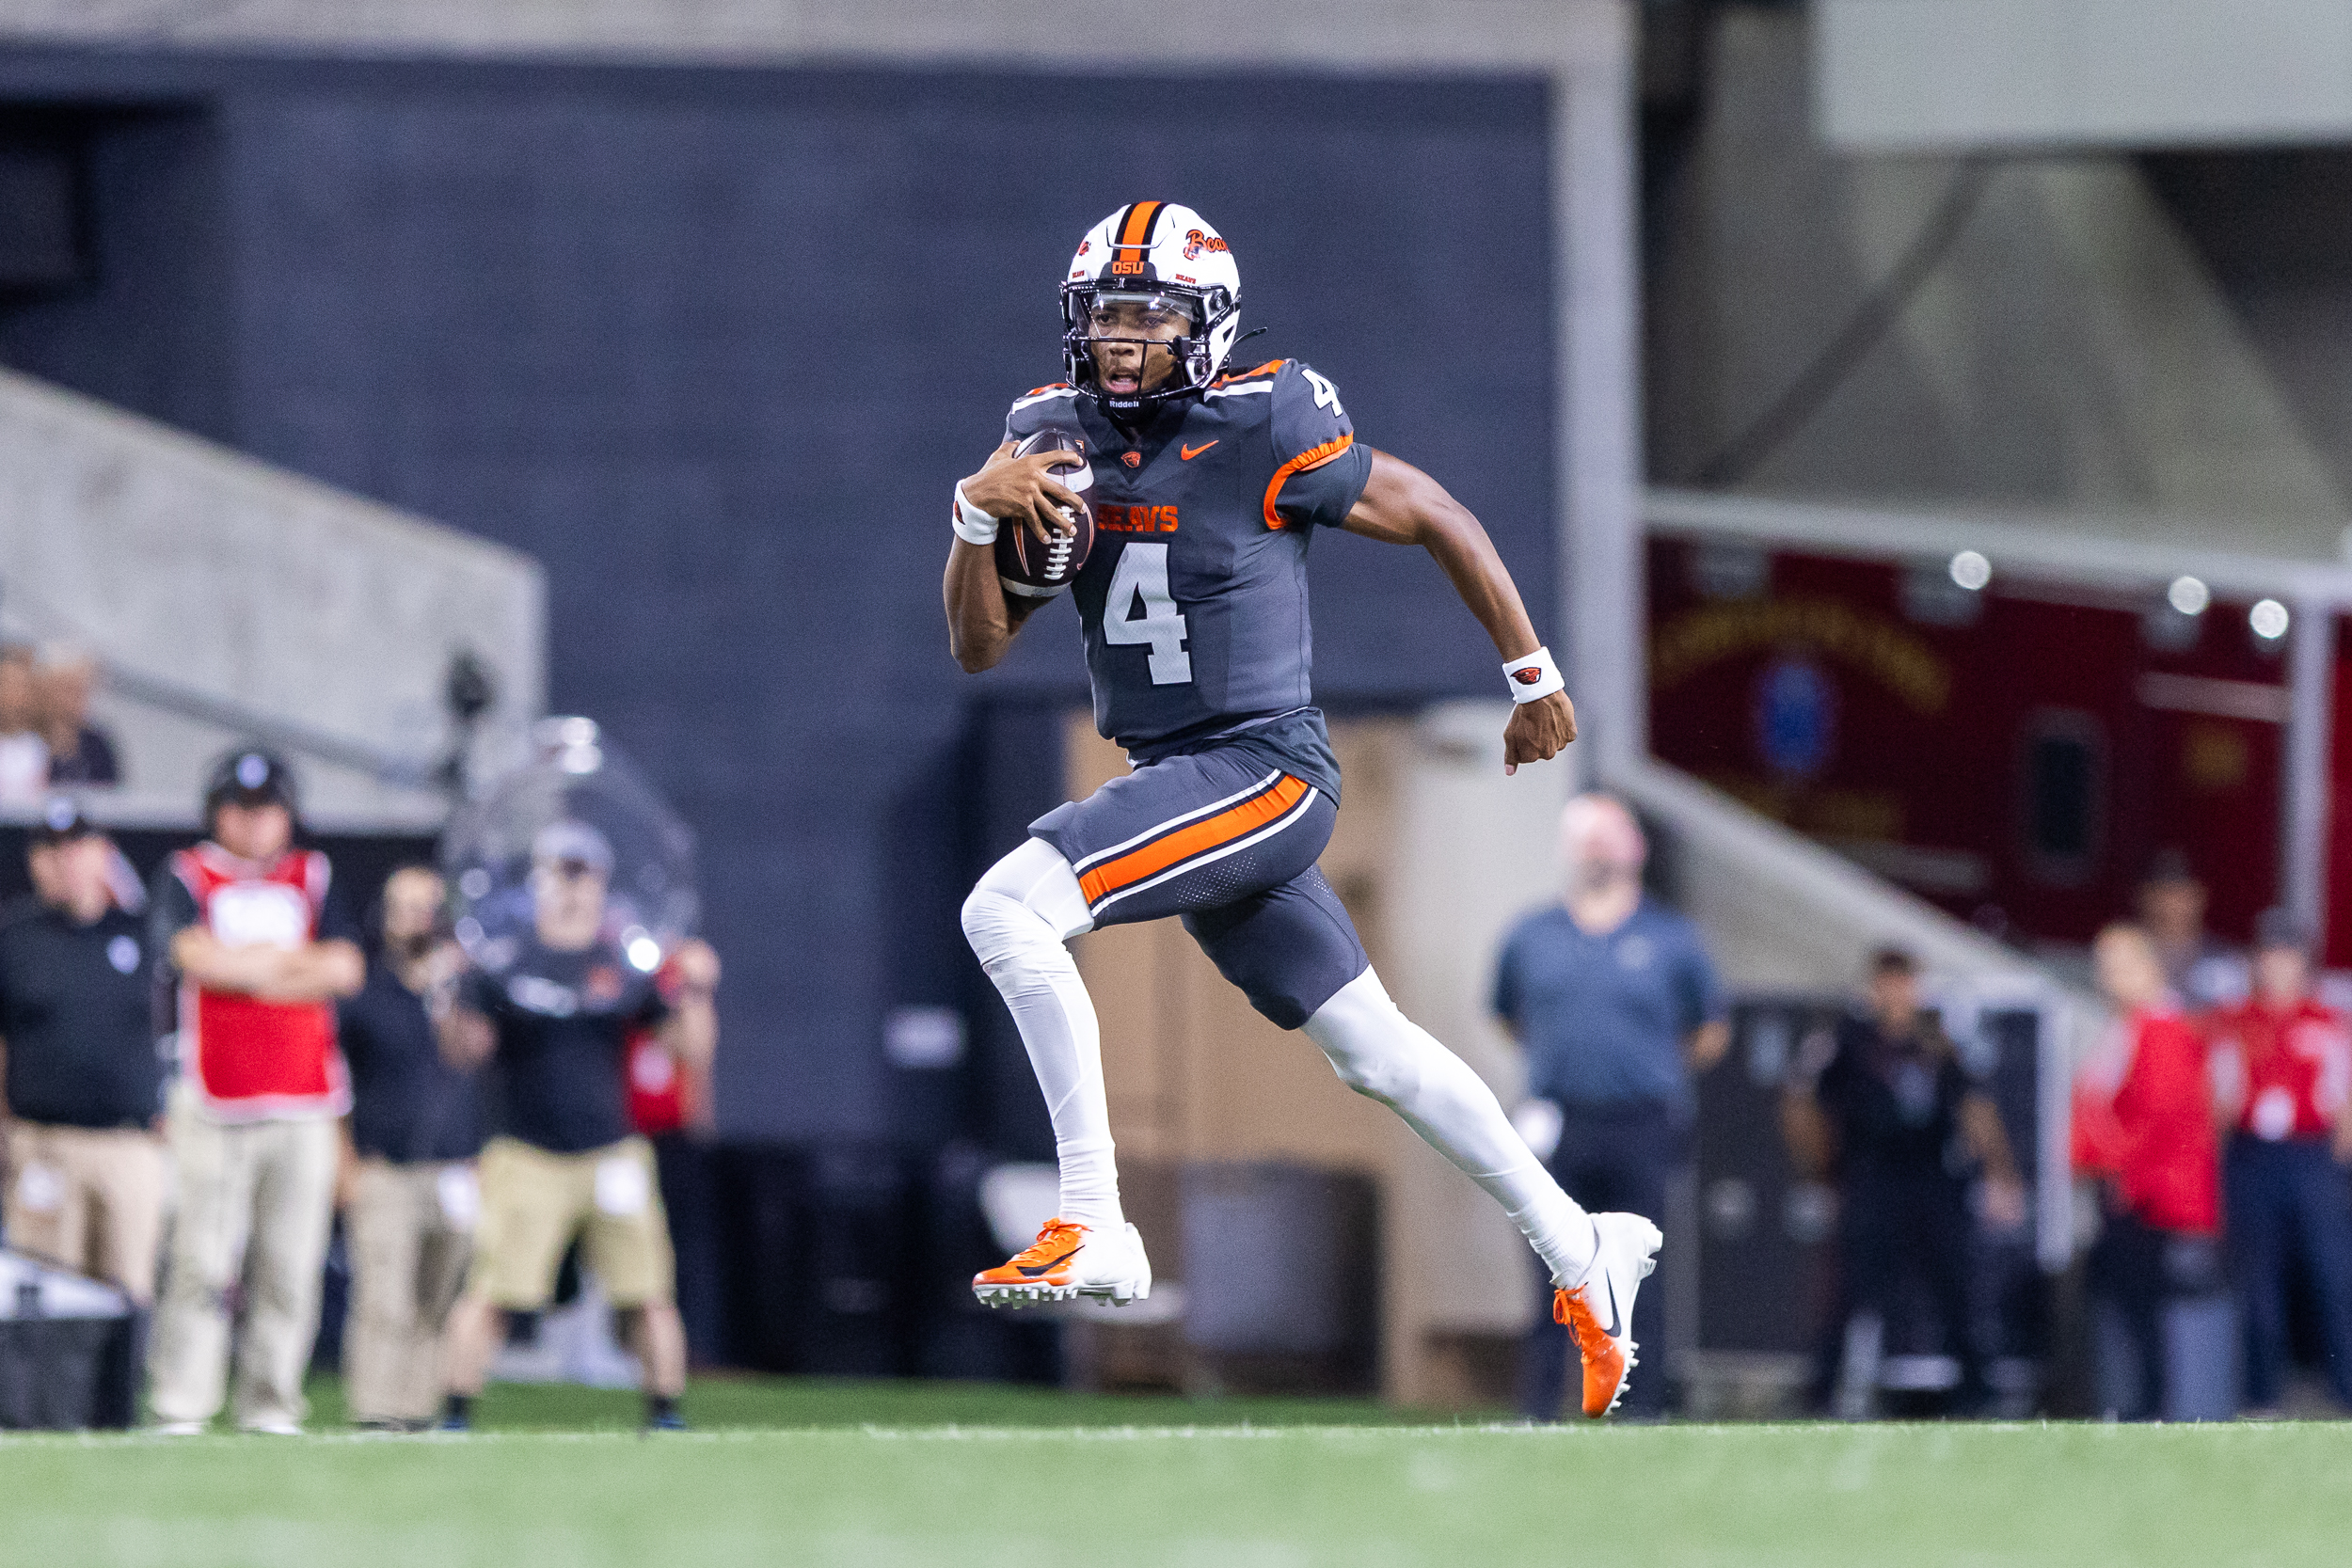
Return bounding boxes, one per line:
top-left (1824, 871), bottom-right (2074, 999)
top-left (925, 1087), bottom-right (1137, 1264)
top-left (338, 957), bottom-right (483, 1164)
top-left (0, 894), bottom-right (162, 1128)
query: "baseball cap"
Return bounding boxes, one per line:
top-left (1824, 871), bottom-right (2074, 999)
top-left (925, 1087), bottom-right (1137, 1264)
top-left (203, 745), bottom-right (298, 821)
top-left (27, 796), bottom-right (98, 847)
top-left (531, 818), bottom-right (613, 875)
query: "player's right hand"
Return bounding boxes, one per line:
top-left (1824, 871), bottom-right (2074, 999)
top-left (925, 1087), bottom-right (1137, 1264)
top-left (961, 442), bottom-right (1088, 547)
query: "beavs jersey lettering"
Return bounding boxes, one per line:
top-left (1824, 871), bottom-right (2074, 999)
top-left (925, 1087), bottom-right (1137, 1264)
top-left (1097, 503), bottom-right (1180, 534)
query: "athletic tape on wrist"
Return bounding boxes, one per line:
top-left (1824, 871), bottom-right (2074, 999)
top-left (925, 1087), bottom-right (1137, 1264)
top-left (1502, 646), bottom-right (1565, 705)
top-left (952, 483), bottom-right (1000, 546)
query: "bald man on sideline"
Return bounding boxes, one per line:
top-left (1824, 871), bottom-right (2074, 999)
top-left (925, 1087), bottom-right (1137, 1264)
top-left (1491, 794), bottom-right (1729, 1419)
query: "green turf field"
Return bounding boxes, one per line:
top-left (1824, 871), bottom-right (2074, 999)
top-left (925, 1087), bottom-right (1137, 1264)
top-left (3, 1380), bottom-right (2346, 1567)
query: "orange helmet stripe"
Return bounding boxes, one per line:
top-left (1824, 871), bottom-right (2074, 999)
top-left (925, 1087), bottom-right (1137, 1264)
top-left (1115, 199), bottom-right (1164, 251)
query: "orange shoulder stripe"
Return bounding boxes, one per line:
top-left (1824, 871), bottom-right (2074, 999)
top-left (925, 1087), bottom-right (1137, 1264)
top-left (1263, 432), bottom-right (1356, 530)
top-left (1078, 775), bottom-right (1311, 905)
top-left (1214, 358), bottom-right (1287, 388)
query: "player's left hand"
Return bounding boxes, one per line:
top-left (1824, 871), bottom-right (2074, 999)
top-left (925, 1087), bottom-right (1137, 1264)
top-left (1502, 690), bottom-right (1576, 775)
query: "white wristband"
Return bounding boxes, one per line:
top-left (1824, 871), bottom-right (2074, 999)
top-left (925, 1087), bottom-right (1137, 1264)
top-left (1503, 646), bottom-right (1565, 704)
top-left (952, 483), bottom-right (1000, 546)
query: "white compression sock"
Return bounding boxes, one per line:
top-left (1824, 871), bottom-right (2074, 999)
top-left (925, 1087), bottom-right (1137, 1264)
top-left (961, 838), bottom-right (1124, 1235)
top-left (1302, 968), bottom-right (1597, 1287)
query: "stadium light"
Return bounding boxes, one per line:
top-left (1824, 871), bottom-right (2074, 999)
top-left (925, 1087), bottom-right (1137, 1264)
top-left (2250, 598), bottom-right (2291, 641)
top-left (1947, 549), bottom-right (1992, 591)
top-left (2167, 576), bottom-right (2211, 616)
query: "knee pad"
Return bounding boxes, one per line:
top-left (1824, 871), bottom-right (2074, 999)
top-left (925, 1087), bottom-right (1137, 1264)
top-left (1299, 970), bottom-right (1422, 1104)
top-left (962, 837), bottom-right (1093, 971)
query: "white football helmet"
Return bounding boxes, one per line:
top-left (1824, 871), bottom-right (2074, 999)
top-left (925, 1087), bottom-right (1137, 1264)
top-left (1060, 200), bottom-right (1243, 412)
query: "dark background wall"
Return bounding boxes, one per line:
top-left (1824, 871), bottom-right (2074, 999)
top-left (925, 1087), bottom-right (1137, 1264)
top-left (0, 50), bottom-right (1555, 1146)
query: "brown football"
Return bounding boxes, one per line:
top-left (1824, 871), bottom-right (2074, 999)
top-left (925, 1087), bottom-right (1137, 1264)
top-left (995, 428), bottom-right (1094, 599)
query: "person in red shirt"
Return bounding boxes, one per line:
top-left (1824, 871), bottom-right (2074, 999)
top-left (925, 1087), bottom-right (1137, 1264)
top-left (2072, 922), bottom-right (2225, 1420)
top-left (2208, 908), bottom-right (2352, 1413)
top-left (146, 749), bottom-right (364, 1435)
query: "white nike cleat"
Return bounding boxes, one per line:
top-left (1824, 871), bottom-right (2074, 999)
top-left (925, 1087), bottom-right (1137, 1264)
top-left (973, 1217), bottom-right (1152, 1307)
top-left (1552, 1212), bottom-right (1663, 1418)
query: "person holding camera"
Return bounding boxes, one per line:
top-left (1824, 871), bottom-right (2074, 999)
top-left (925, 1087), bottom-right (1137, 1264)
top-left (433, 820), bottom-right (716, 1433)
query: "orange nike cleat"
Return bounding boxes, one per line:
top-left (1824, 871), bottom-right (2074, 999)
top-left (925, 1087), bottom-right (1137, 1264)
top-left (1552, 1212), bottom-right (1664, 1418)
top-left (973, 1217), bottom-right (1152, 1307)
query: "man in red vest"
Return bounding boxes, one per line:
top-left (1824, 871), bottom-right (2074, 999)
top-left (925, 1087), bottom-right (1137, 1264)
top-left (2208, 908), bottom-right (2352, 1413)
top-left (147, 748), bottom-right (364, 1434)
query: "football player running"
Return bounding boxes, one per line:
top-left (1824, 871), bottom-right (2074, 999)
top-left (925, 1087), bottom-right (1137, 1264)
top-left (944, 200), bottom-right (1659, 1418)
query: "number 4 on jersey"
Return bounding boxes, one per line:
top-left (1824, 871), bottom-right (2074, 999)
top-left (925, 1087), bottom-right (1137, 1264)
top-left (1103, 543), bottom-right (1192, 685)
top-left (1301, 366), bottom-right (1342, 415)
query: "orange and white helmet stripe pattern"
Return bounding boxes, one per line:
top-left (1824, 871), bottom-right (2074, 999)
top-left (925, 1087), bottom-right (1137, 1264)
top-left (1061, 200), bottom-right (1243, 404)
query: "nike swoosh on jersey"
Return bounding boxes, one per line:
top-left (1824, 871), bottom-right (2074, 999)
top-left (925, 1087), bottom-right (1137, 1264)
top-left (1181, 440), bottom-right (1218, 460)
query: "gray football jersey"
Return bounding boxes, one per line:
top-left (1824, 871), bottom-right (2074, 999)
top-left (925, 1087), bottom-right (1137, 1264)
top-left (1000, 358), bottom-right (1374, 753)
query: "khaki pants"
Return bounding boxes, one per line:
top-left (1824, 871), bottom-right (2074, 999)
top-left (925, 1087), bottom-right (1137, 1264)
top-left (469, 1136), bottom-right (674, 1309)
top-left (343, 1157), bottom-right (475, 1424)
top-left (148, 1098), bottom-right (338, 1430)
top-left (4, 1122), bottom-right (167, 1304)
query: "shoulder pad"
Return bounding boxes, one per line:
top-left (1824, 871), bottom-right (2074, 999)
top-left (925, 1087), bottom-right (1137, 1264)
top-left (1209, 358), bottom-right (1286, 389)
top-left (1009, 382), bottom-right (1081, 414)
top-left (1005, 382), bottom-right (1083, 441)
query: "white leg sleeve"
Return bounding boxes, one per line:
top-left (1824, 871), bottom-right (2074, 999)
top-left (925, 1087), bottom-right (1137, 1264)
top-left (1302, 968), bottom-right (1596, 1286)
top-left (961, 838), bottom-right (1123, 1234)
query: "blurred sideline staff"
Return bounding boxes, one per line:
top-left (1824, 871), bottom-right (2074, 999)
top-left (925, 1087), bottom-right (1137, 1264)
top-left (1492, 794), bottom-right (1728, 1420)
top-left (1782, 947), bottom-right (2026, 1415)
top-left (147, 749), bottom-right (364, 1436)
top-left (0, 645), bottom-right (43, 804)
top-left (2207, 909), bottom-right (2352, 1415)
top-left (336, 865), bottom-right (482, 1431)
top-left (0, 799), bottom-right (163, 1425)
top-left (0, 645), bottom-right (121, 801)
top-left (434, 820), bottom-right (717, 1433)
top-left (2137, 849), bottom-right (2246, 1012)
top-left (37, 654), bottom-right (119, 788)
top-left (2073, 923), bottom-right (2223, 1422)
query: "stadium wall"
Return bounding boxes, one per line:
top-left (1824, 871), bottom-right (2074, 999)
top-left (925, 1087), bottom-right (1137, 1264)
top-left (0, 48), bottom-right (1562, 1141)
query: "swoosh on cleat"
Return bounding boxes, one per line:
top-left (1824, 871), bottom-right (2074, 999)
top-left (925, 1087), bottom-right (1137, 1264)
top-left (1017, 1246), bottom-right (1080, 1277)
top-left (1599, 1275), bottom-right (1622, 1339)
